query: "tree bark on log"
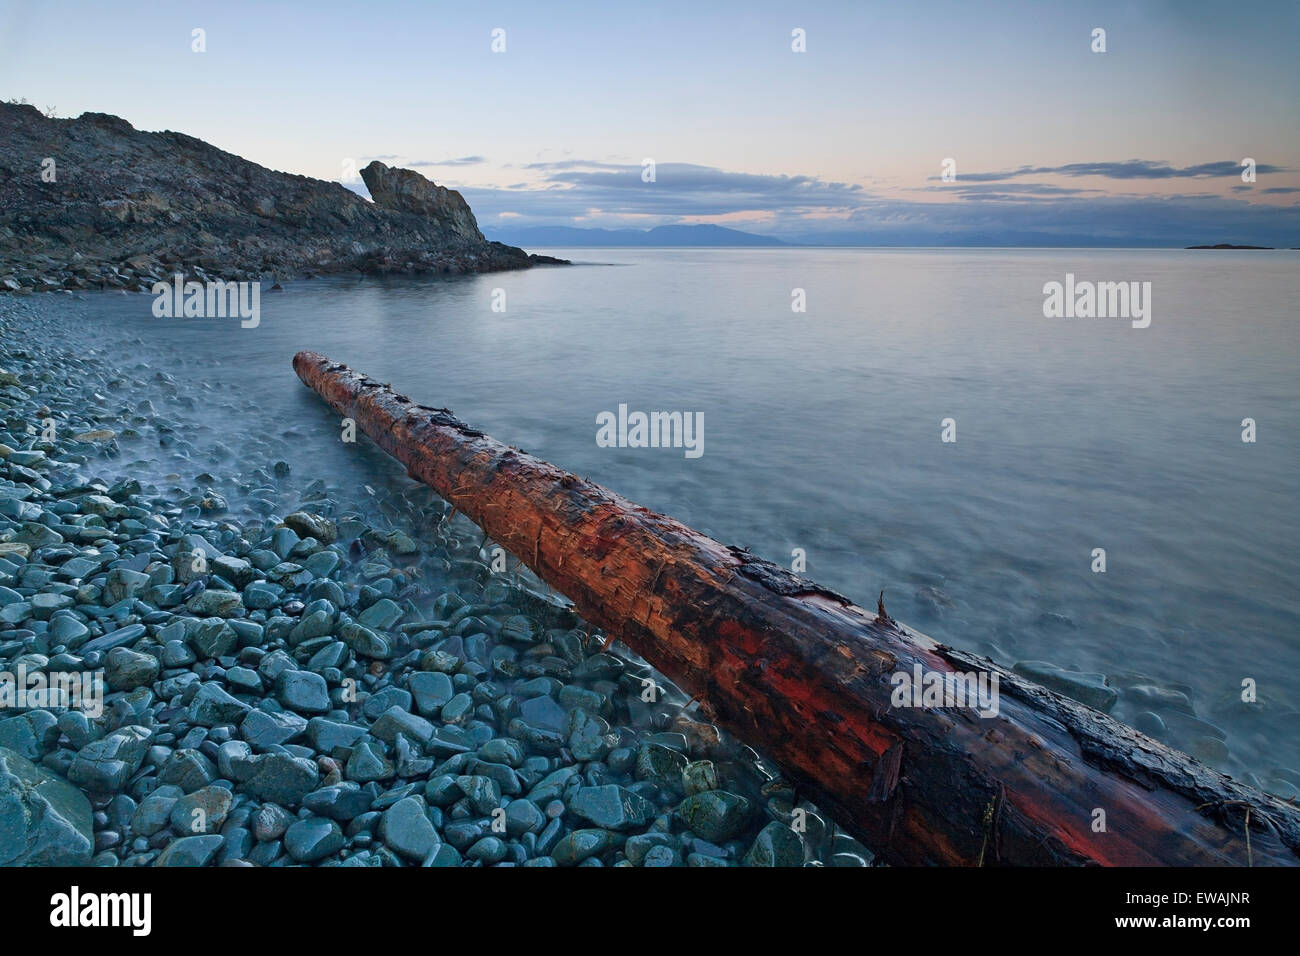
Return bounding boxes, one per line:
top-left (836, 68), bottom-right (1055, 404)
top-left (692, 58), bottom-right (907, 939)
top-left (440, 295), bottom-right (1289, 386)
top-left (294, 350), bottom-right (1300, 866)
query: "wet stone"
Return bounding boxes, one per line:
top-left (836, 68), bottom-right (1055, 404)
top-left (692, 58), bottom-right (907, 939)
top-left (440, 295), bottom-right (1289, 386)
top-left (68, 726), bottom-right (151, 792)
top-left (156, 834), bottom-right (224, 867)
top-left (1012, 661), bottom-right (1117, 713)
top-left (188, 682), bottom-right (251, 727)
top-left (743, 821), bottom-right (804, 867)
top-left (379, 795), bottom-right (439, 861)
top-left (303, 783), bottom-right (375, 821)
top-left (284, 817), bottom-right (345, 862)
top-left (168, 786), bottom-right (233, 835)
top-left (552, 828), bottom-right (620, 866)
top-left (682, 760), bottom-right (719, 796)
top-left (518, 695), bottom-right (566, 733)
top-left (674, 791), bottom-right (752, 843)
top-left (409, 671), bottom-right (454, 716)
top-left (241, 709), bottom-right (307, 749)
top-left (275, 669), bottom-right (330, 714)
top-left (569, 785), bottom-right (655, 831)
top-left (242, 754), bottom-right (319, 805)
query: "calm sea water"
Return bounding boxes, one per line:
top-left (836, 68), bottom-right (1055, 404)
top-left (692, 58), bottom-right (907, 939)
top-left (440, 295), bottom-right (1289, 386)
top-left (33, 247), bottom-right (1300, 789)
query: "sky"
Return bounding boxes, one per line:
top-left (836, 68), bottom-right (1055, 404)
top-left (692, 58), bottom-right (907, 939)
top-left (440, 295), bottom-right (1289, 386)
top-left (3, 0), bottom-right (1299, 245)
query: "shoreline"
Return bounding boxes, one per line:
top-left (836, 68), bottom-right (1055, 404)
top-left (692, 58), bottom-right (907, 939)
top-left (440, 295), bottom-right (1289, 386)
top-left (0, 297), bottom-right (862, 867)
top-left (0, 256), bottom-right (571, 298)
top-left (3, 278), bottom-right (1296, 865)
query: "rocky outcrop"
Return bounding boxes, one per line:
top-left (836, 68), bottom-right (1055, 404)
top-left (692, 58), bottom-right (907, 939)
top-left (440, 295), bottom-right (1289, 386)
top-left (361, 162), bottom-right (485, 243)
top-left (0, 102), bottom-right (566, 292)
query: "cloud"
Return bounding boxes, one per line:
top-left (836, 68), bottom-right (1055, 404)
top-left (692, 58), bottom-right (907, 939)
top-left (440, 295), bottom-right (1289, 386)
top-left (448, 155), bottom-right (1300, 246)
top-left (937, 159), bottom-right (1289, 183)
top-left (930, 183), bottom-right (1104, 200)
top-left (409, 156), bottom-right (486, 167)
top-left (464, 161), bottom-right (870, 220)
top-left (523, 160), bottom-right (631, 171)
top-left (779, 193), bottom-right (1300, 247)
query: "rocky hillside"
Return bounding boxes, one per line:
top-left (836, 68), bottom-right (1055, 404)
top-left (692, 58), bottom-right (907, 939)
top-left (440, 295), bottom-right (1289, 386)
top-left (0, 102), bottom-right (563, 293)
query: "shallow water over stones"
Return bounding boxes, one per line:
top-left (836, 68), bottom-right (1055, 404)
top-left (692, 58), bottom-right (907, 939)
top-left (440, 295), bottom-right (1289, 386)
top-left (0, 298), bottom-right (865, 867)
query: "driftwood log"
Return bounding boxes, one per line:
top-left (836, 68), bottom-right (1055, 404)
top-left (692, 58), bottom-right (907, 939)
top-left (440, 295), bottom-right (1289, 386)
top-left (294, 350), bottom-right (1300, 866)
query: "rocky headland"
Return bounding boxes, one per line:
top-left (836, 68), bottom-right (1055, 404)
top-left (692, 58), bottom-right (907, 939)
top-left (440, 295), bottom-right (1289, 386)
top-left (0, 101), bottom-right (565, 294)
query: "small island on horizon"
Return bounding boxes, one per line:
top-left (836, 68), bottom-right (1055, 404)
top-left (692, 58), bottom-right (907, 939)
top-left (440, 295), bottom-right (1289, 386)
top-left (1185, 243), bottom-right (1277, 250)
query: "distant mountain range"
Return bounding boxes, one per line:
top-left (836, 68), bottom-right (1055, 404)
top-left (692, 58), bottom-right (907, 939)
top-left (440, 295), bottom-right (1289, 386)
top-left (484, 224), bottom-right (791, 247)
top-left (485, 223), bottom-right (1300, 249)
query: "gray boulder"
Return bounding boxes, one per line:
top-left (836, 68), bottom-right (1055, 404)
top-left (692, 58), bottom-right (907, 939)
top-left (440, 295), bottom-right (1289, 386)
top-left (0, 746), bottom-right (93, 865)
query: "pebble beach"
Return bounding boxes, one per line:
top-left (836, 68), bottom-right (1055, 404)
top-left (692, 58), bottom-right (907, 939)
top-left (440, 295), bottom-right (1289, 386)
top-left (0, 294), bottom-right (868, 867)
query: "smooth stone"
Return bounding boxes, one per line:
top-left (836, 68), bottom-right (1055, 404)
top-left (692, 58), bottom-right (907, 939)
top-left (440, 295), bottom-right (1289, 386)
top-left (161, 639), bottom-right (196, 668)
top-left (305, 717), bottom-right (366, 754)
top-left (357, 598), bottom-right (402, 630)
top-left (1124, 684), bottom-right (1195, 714)
top-left (567, 709), bottom-right (612, 762)
top-left (568, 785), bottom-right (655, 831)
top-left (1133, 711), bottom-right (1166, 736)
top-left (552, 828), bottom-right (620, 866)
top-left (251, 804), bottom-right (294, 842)
top-left (346, 742), bottom-right (394, 783)
top-left (131, 786), bottom-right (183, 836)
top-left (156, 834), bottom-right (224, 867)
top-left (625, 832), bottom-right (675, 865)
top-left (241, 709), bottom-right (308, 749)
top-left (186, 589), bottom-right (243, 617)
top-left (370, 707), bottom-right (434, 746)
top-left (242, 581), bottom-right (284, 610)
top-left (225, 665), bottom-right (263, 694)
top-left (283, 512), bottom-right (336, 545)
top-left (466, 836), bottom-right (507, 864)
top-left (478, 737), bottom-right (524, 768)
top-left (518, 695), bottom-right (566, 733)
top-left (284, 817), bottom-right (345, 862)
top-left (1012, 661), bottom-right (1117, 712)
top-left (361, 687), bottom-right (413, 721)
top-left (379, 796), bottom-right (439, 861)
top-left (303, 784), bottom-right (375, 821)
top-left (78, 623), bottom-right (146, 654)
top-left (645, 844), bottom-right (679, 867)
top-left (409, 671), bottom-right (454, 716)
top-left (440, 693), bottom-right (474, 725)
top-left (275, 670), bottom-right (330, 714)
top-left (168, 786), bottom-right (233, 835)
top-left (242, 754), bottom-right (319, 805)
top-left (503, 798), bottom-right (545, 836)
top-left (211, 555), bottom-right (255, 588)
top-left (424, 843), bottom-right (461, 867)
top-left (743, 821), bottom-right (804, 867)
top-left (158, 749), bottom-right (218, 792)
top-left (674, 791), bottom-right (752, 843)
